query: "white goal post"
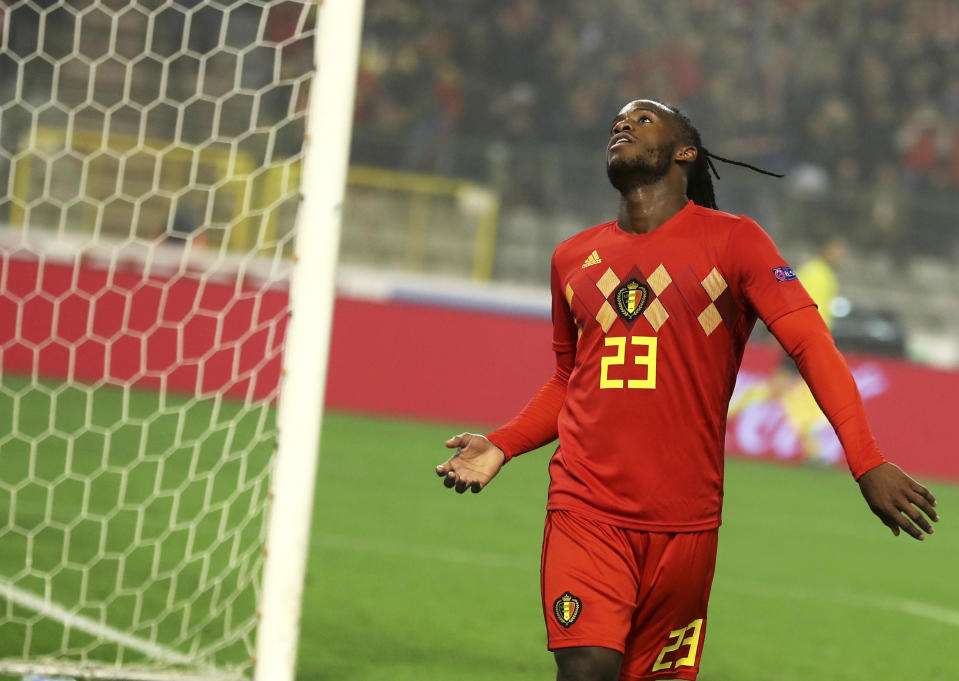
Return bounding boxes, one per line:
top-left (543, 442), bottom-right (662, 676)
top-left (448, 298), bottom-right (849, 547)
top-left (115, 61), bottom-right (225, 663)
top-left (254, 0), bottom-right (365, 680)
top-left (0, 1), bottom-right (364, 680)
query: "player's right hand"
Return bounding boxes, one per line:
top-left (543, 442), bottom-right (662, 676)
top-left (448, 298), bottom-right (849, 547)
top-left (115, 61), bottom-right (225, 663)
top-left (436, 433), bottom-right (506, 494)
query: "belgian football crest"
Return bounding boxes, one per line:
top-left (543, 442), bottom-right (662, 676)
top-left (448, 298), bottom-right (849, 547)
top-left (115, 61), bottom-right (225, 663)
top-left (553, 591), bottom-right (582, 628)
top-left (615, 279), bottom-right (649, 321)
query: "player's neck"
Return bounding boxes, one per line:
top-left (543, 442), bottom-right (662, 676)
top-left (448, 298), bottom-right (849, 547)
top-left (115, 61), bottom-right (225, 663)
top-left (616, 183), bottom-right (688, 235)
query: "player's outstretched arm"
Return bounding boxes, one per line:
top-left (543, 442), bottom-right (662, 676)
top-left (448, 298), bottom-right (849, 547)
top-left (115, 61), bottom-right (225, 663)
top-left (857, 462), bottom-right (938, 540)
top-left (435, 259), bottom-right (576, 496)
top-left (433, 346), bottom-right (573, 494)
top-left (436, 433), bottom-right (506, 494)
top-left (768, 306), bottom-right (939, 540)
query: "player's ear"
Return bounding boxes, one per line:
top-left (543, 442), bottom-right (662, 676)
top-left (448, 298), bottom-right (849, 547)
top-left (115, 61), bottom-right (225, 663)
top-left (676, 145), bottom-right (698, 164)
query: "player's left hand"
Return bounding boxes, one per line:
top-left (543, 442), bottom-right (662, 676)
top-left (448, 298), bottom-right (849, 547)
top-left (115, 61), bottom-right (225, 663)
top-left (857, 462), bottom-right (938, 540)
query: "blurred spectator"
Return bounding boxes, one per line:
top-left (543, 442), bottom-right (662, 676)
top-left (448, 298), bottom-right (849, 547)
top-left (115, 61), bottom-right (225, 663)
top-left (868, 163), bottom-right (909, 264)
top-left (796, 237), bottom-right (847, 329)
top-left (896, 104), bottom-right (951, 190)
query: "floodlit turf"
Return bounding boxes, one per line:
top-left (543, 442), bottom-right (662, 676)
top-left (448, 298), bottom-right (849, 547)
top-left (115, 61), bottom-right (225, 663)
top-left (1, 383), bottom-right (957, 681)
top-left (305, 411), bottom-right (959, 681)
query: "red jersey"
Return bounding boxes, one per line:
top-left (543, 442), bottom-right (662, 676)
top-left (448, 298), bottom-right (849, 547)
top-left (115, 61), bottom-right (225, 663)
top-left (544, 201), bottom-right (815, 531)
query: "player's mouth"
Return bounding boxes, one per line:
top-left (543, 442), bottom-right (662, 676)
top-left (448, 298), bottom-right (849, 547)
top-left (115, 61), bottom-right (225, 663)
top-left (608, 132), bottom-right (635, 150)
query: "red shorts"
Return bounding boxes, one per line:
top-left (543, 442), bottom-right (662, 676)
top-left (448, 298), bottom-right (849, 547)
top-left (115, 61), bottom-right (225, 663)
top-left (541, 510), bottom-right (718, 681)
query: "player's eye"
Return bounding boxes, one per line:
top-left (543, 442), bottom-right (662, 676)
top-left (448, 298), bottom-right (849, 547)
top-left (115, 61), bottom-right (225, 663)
top-left (639, 115), bottom-right (652, 123)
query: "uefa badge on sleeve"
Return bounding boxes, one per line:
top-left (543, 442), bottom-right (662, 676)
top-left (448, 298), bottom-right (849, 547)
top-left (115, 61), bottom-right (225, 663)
top-left (771, 266), bottom-right (797, 282)
top-left (553, 591), bottom-right (582, 628)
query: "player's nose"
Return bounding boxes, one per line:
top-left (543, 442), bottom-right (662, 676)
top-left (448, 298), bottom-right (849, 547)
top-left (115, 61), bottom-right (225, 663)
top-left (612, 119), bottom-right (634, 135)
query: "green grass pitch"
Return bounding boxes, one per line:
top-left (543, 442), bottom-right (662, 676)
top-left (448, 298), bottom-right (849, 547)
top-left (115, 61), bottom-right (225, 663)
top-left (1, 379), bottom-right (957, 680)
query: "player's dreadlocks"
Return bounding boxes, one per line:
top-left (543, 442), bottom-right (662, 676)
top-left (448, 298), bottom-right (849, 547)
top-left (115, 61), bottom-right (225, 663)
top-left (667, 105), bottom-right (783, 210)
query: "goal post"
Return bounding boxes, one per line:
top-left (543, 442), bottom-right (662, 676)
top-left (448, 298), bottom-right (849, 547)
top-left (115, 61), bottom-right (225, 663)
top-left (254, 1), bottom-right (365, 680)
top-left (0, 1), bottom-right (364, 680)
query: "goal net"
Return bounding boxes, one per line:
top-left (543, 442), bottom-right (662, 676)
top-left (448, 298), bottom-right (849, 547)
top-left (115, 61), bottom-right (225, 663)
top-left (0, 2), bottom-right (323, 679)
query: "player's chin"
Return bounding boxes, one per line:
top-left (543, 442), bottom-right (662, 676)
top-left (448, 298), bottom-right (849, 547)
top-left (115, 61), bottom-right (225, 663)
top-left (606, 148), bottom-right (644, 173)
top-left (606, 147), bottom-right (630, 165)
top-left (606, 155), bottom-right (641, 188)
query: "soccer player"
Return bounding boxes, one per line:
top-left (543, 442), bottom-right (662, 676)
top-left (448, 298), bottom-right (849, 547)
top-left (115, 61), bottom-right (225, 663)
top-left (434, 99), bottom-right (939, 681)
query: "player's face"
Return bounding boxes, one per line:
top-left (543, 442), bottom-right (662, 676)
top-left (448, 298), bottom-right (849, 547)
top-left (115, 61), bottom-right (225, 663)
top-left (606, 100), bottom-right (678, 192)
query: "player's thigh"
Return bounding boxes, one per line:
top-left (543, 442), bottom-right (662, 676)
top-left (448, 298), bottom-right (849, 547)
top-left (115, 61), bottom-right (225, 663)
top-left (541, 510), bottom-right (639, 654)
top-left (554, 645), bottom-right (623, 681)
top-left (619, 529), bottom-right (719, 681)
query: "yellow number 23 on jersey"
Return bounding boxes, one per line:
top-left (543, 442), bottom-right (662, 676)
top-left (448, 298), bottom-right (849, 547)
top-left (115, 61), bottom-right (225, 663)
top-left (600, 336), bottom-right (657, 389)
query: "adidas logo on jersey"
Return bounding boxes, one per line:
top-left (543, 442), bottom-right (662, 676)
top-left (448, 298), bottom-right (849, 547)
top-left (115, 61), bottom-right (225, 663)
top-left (581, 250), bottom-right (602, 268)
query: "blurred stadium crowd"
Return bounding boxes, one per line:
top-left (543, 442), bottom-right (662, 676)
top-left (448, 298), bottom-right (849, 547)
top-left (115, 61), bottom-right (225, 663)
top-left (2, 0), bottom-right (954, 261)
top-left (353, 0), bottom-right (958, 261)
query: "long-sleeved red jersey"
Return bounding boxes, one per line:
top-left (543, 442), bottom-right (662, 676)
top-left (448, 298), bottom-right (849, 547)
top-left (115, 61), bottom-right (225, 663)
top-left (488, 201), bottom-right (884, 531)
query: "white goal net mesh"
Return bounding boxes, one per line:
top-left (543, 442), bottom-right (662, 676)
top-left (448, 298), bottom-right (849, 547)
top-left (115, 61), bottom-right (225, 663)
top-left (0, 1), bottom-right (316, 679)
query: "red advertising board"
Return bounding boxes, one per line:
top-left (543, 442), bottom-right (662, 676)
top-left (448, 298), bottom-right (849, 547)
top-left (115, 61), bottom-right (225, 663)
top-left (730, 343), bottom-right (959, 479)
top-left (0, 255), bottom-right (288, 401)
